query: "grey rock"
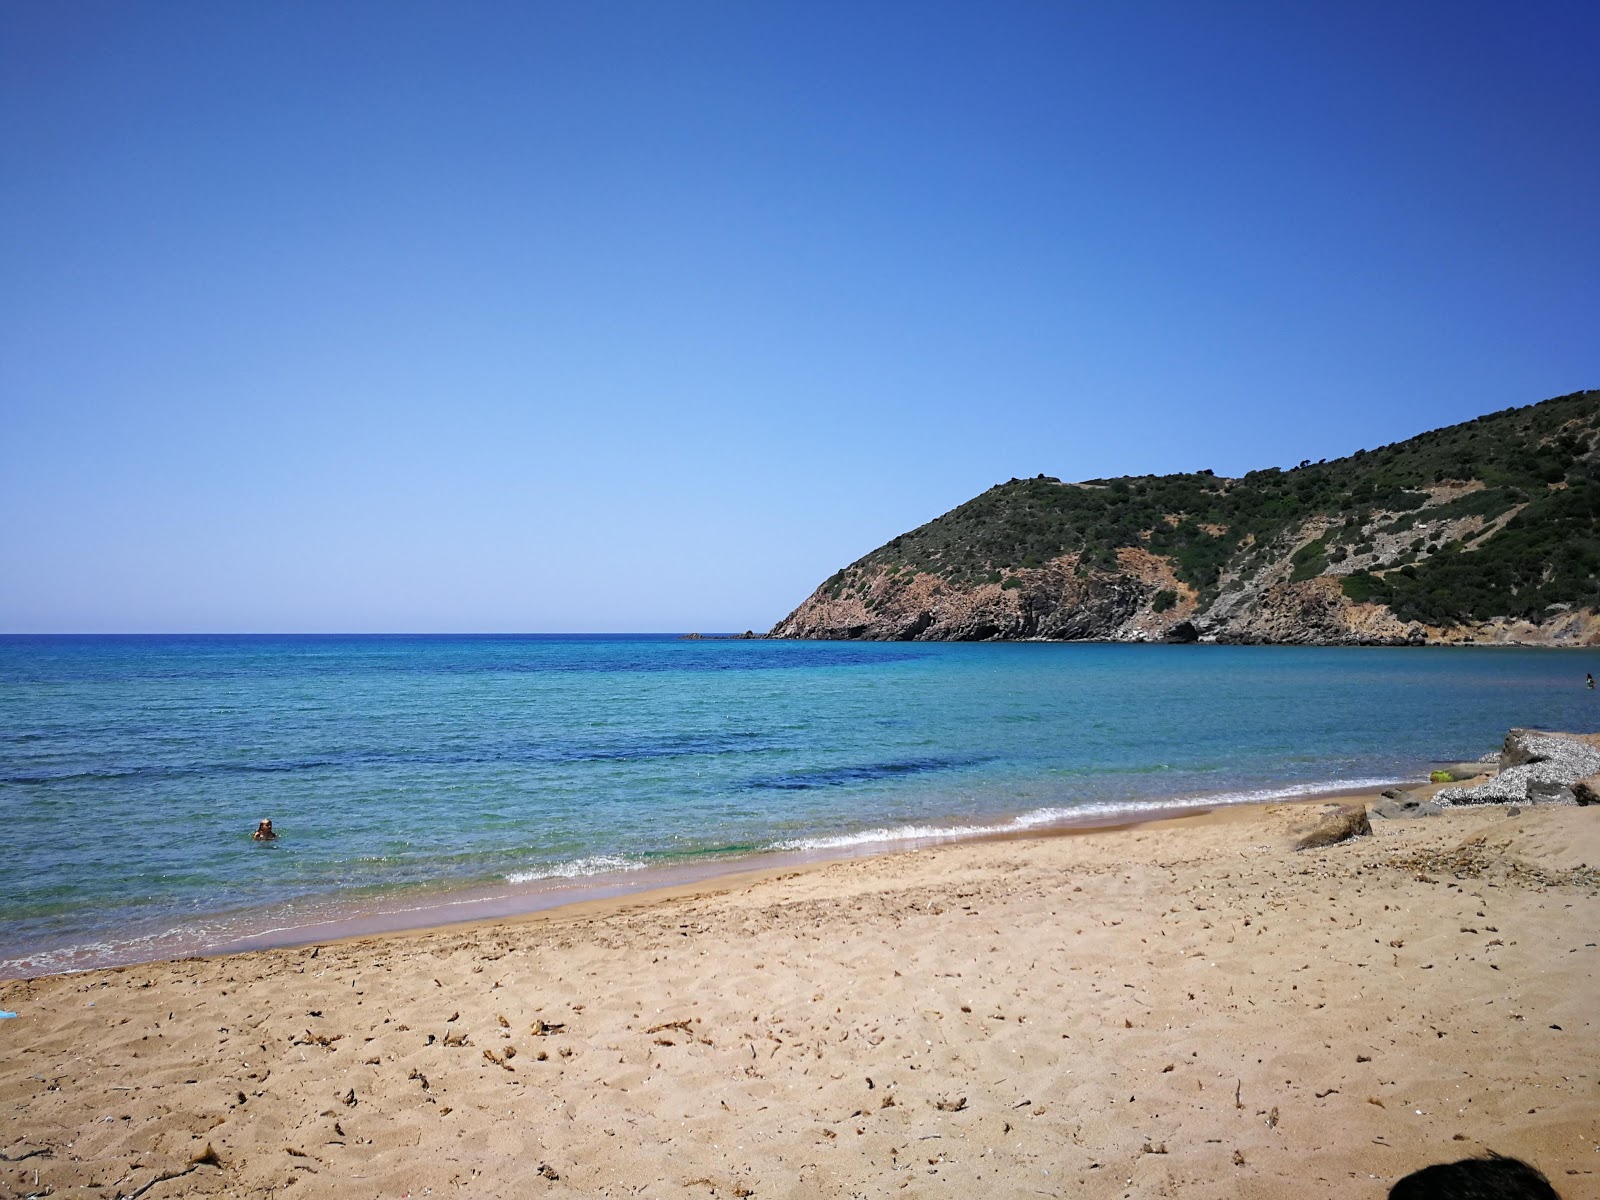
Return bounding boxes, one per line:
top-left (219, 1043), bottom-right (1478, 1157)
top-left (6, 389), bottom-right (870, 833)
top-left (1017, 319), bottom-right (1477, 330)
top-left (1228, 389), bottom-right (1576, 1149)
top-left (1527, 781), bottom-right (1577, 805)
top-left (1439, 732), bottom-right (1600, 806)
top-left (1499, 728), bottom-right (1600, 771)
top-left (1437, 771), bottom-right (1527, 805)
top-left (1372, 790), bottom-right (1443, 819)
top-left (1574, 774), bottom-right (1600, 806)
top-left (1500, 728), bottom-right (1546, 767)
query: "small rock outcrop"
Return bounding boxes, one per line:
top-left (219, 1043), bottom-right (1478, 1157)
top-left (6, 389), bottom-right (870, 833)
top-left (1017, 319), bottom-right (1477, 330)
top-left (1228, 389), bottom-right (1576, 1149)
top-left (1436, 730), bottom-right (1600, 806)
top-left (1372, 788), bottom-right (1443, 819)
top-left (1294, 803), bottom-right (1373, 850)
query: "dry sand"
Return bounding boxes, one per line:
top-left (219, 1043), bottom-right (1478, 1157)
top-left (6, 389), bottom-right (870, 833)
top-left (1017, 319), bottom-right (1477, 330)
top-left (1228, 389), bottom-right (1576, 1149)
top-left (2, 798), bottom-right (1597, 1199)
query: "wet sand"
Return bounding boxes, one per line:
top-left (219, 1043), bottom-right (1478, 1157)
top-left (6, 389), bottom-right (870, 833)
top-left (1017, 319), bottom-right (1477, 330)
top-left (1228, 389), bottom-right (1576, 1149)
top-left (2, 796), bottom-right (1596, 1199)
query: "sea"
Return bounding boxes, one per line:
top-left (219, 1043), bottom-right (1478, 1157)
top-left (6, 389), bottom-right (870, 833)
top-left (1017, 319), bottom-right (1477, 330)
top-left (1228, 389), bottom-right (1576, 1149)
top-left (3, 634), bottom-right (1597, 978)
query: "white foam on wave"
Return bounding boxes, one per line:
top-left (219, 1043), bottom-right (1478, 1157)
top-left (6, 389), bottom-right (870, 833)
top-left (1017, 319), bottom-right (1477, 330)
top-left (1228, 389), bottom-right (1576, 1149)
top-left (1, 920), bottom-right (241, 979)
top-left (504, 855), bottom-right (647, 885)
top-left (771, 776), bottom-right (1403, 853)
top-left (4, 855), bottom-right (653, 977)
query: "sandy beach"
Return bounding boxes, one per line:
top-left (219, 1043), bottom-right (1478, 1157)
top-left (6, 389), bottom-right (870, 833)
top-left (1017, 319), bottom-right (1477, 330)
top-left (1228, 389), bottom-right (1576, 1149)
top-left (2, 796), bottom-right (1596, 1200)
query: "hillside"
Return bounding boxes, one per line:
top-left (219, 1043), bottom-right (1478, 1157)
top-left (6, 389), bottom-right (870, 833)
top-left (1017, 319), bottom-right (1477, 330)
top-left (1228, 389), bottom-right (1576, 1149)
top-left (770, 389), bottom-right (1600, 645)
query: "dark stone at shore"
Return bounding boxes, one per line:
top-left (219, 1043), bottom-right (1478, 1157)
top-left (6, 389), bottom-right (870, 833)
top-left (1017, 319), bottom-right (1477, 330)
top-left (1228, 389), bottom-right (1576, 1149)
top-left (1499, 728), bottom-right (1553, 768)
top-left (1528, 781), bottom-right (1577, 805)
top-left (1574, 774), bottom-right (1600, 806)
top-left (1295, 804), bottom-right (1372, 849)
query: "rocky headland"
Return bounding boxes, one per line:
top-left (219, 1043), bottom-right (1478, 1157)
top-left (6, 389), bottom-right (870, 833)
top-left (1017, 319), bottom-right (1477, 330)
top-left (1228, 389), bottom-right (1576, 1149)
top-left (771, 389), bottom-right (1599, 645)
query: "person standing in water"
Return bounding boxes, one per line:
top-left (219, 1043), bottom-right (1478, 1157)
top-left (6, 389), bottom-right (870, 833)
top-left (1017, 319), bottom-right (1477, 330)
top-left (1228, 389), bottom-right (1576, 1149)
top-left (253, 819), bottom-right (278, 841)
top-left (1588, 673), bottom-right (1595, 690)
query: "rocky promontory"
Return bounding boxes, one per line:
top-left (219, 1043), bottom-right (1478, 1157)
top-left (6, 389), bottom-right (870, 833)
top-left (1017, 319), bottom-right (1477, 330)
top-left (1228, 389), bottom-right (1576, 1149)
top-left (771, 390), bottom-right (1599, 645)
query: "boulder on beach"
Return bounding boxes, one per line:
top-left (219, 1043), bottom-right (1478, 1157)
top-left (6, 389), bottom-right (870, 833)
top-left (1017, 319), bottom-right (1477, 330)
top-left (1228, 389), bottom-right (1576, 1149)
top-left (1574, 774), bottom-right (1600, 806)
top-left (1435, 762), bottom-right (1493, 782)
top-left (1294, 803), bottom-right (1372, 849)
top-left (1437, 731), bottom-right (1600, 807)
top-left (1372, 788), bottom-right (1443, 819)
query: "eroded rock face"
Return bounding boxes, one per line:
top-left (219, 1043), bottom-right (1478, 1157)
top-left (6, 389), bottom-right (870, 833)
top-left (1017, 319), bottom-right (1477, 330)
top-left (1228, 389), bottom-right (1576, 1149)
top-left (770, 559), bottom-right (1431, 645)
top-left (769, 548), bottom-right (1597, 646)
top-left (1208, 577), bottom-right (1423, 646)
top-left (768, 554), bottom-right (1167, 642)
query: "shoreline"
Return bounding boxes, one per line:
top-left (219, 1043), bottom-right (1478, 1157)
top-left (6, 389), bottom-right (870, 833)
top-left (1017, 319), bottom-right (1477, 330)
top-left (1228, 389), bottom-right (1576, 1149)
top-left (3, 787), bottom-right (1594, 1198)
top-left (226, 786), bottom-right (1390, 967)
top-left (0, 775), bottom-right (1409, 982)
top-left (10, 636), bottom-right (1596, 990)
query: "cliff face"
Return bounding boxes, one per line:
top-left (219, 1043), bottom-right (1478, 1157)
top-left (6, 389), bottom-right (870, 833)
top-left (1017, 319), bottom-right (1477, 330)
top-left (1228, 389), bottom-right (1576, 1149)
top-left (770, 390), bottom-right (1600, 646)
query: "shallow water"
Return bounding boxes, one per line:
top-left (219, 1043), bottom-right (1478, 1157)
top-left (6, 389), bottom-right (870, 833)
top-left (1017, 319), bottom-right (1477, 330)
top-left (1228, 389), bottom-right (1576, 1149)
top-left (3, 634), bottom-right (1596, 975)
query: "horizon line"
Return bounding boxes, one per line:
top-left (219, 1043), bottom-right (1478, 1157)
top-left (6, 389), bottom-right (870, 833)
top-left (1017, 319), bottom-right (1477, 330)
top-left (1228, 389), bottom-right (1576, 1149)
top-left (0, 630), bottom-right (764, 638)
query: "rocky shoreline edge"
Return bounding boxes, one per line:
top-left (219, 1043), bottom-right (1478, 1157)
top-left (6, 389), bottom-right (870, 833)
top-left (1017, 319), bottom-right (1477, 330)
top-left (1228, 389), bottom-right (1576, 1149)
top-left (1296, 727), bottom-right (1600, 842)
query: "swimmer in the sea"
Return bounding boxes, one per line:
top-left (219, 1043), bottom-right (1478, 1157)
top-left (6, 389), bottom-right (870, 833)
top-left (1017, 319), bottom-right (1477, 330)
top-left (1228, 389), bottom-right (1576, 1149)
top-left (253, 819), bottom-right (278, 841)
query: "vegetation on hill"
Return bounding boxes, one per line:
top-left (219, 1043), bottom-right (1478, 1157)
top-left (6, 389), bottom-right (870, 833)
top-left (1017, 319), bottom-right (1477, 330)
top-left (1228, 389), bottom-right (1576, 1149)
top-left (1341, 472), bottom-right (1600, 623)
top-left (823, 390), bottom-right (1599, 627)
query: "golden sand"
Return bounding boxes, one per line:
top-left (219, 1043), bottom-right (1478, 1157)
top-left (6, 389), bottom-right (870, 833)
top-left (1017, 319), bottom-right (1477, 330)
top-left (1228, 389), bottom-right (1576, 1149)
top-left (2, 798), bottom-right (1597, 1199)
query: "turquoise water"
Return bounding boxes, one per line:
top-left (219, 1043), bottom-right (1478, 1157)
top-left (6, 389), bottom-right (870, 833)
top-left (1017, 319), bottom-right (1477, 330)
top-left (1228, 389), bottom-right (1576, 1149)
top-left (3, 634), bottom-right (1597, 976)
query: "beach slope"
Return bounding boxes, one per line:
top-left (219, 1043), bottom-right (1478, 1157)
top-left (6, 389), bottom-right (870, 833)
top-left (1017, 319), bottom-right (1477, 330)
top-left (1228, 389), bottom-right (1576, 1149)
top-left (3, 801), bottom-right (1596, 1199)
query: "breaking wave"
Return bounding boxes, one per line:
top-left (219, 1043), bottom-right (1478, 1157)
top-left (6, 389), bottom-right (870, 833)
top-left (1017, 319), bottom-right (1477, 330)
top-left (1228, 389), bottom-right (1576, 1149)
top-left (504, 855), bottom-right (648, 884)
top-left (770, 776), bottom-right (1401, 852)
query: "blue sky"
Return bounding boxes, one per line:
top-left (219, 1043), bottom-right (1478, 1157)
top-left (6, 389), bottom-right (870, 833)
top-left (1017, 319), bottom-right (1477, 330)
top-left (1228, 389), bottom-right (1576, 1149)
top-left (3, 1), bottom-right (1596, 633)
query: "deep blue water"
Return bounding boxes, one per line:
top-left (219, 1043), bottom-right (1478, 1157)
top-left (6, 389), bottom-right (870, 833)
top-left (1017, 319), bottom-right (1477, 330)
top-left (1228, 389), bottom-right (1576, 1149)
top-left (3, 634), bottom-right (1597, 975)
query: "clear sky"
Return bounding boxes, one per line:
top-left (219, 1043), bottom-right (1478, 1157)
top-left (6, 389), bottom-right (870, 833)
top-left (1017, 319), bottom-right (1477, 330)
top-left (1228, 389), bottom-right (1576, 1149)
top-left (3, 1), bottom-right (1596, 633)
